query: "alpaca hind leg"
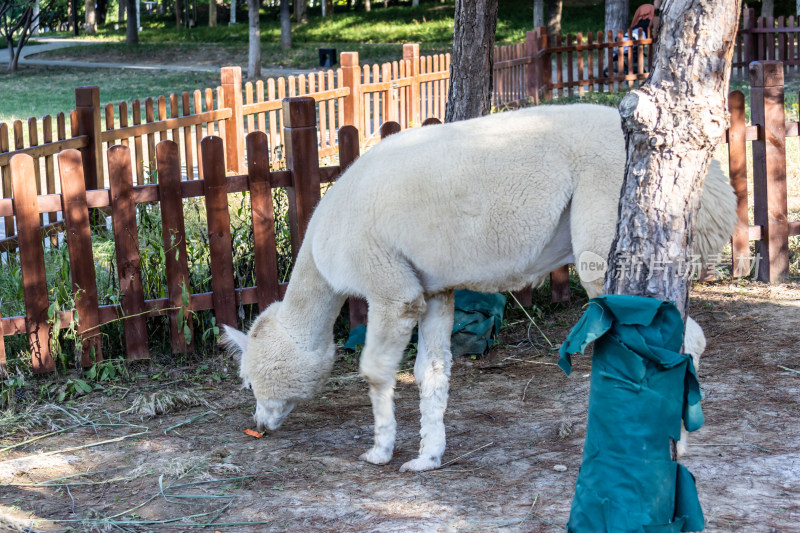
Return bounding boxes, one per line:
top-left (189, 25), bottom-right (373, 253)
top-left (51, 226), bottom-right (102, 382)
top-left (400, 291), bottom-right (455, 472)
top-left (358, 296), bottom-right (425, 465)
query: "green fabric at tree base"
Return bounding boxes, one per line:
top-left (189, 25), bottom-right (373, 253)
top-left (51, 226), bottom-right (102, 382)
top-left (559, 295), bottom-right (705, 533)
top-left (344, 290), bottom-right (506, 356)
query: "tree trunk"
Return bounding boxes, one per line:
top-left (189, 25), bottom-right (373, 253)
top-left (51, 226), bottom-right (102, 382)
top-left (545, 0), bottom-right (561, 41)
top-left (231, 0), bottom-right (237, 23)
top-left (533, 0), bottom-right (543, 27)
top-left (280, 0), bottom-right (291, 48)
top-left (85, 0), bottom-right (97, 33)
top-left (32, 0), bottom-right (39, 35)
top-left (126, 0), bottom-right (139, 43)
top-left (445, 0), bottom-right (499, 122)
top-left (294, 0), bottom-right (307, 23)
top-left (365, 0), bottom-right (370, 12)
top-left (604, 0), bottom-right (742, 318)
top-left (248, 0), bottom-right (261, 78)
top-left (604, 0), bottom-right (628, 32)
top-left (412, 0), bottom-right (418, 6)
top-left (762, 0), bottom-right (774, 18)
top-left (96, 0), bottom-right (109, 24)
top-left (118, 0), bottom-right (126, 22)
top-left (175, 0), bottom-right (184, 28)
top-left (209, 0), bottom-right (217, 26)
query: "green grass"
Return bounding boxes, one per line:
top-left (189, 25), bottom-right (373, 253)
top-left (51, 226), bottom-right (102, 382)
top-left (0, 67), bottom-right (219, 124)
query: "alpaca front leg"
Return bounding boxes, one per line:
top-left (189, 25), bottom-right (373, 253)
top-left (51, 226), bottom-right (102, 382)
top-left (358, 297), bottom-right (424, 466)
top-left (400, 291), bottom-right (454, 472)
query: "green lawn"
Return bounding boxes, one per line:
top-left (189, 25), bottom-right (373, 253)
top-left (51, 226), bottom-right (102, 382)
top-left (0, 67), bottom-right (219, 124)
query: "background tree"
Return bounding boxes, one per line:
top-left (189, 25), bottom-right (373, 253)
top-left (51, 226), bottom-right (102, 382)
top-left (209, 0), bottom-right (216, 26)
top-left (604, 0), bottom-right (628, 32)
top-left (174, 0), bottom-right (183, 28)
top-left (280, 0), bottom-right (291, 49)
top-left (762, 0), bottom-right (774, 17)
top-left (96, 0), bottom-right (108, 24)
top-left (605, 0), bottom-right (742, 318)
top-left (533, 0), bottom-right (543, 27)
top-left (126, 0), bottom-right (137, 43)
top-left (1, 0), bottom-right (51, 71)
top-left (546, 0), bottom-right (561, 41)
top-left (248, 0), bottom-right (260, 78)
top-left (294, 0), bottom-right (307, 23)
top-left (84, 0), bottom-right (95, 33)
top-left (445, 0), bottom-right (498, 122)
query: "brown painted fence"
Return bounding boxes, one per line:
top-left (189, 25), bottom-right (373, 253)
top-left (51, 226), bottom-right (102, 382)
top-left (733, 8), bottom-right (800, 77)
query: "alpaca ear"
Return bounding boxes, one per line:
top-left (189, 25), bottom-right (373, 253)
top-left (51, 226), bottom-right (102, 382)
top-left (220, 325), bottom-right (248, 361)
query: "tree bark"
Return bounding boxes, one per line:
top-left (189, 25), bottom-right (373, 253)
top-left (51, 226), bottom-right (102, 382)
top-left (126, 0), bottom-right (139, 43)
top-left (604, 0), bottom-right (628, 32)
top-left (445, 0), bottom-right (499, 122)
top-left (533, 0), bottom-right (543, 27)
top-left (604, 0), bottom-right (742, 318)
top-left (280, 0), bottom-right (291, 49)
top-left (175, 0), bottom-right (184, 28)
top-left (85, 0), bottom-right (97, 33)
top-left (96, 0), bottom-right (109, 24)
top-left (294, 0), bottom-right (308, 23)
top-left (209, 0), bottom-right (217, 26)
top-left (248, 0), bottom-right (261, 78)
top-left (762, 0), bottom-right (774, 18)
top-left (365, 0), bottom-right (370, 12)
top-left (119, 0), bottom-right (126, 23)
top-left (545, 0), bottom-right (561, 41)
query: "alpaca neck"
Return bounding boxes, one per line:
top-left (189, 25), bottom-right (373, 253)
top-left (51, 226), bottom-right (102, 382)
top-left (277, 247), bottom-right (346, 353)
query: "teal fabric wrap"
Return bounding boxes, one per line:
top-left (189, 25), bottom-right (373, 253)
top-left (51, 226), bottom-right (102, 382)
top-left (559, 295), bottom-right (705, 533)
top-left (344, 290), bottom-right (506, 356)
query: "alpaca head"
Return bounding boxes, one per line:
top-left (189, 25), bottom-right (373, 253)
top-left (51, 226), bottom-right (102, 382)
top-left (220, 303), bottom-right (335, 432)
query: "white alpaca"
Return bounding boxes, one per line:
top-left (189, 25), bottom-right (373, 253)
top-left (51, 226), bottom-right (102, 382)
top-left (221, 104), bottom-right (735, 472)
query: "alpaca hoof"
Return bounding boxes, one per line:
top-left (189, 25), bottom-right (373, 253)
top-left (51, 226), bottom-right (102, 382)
top-left (676, 428), bottom-right (690, 458)
top-left (399, 456), bottom-right (441, 472)
top-left (359, 447), bottom-right (392, 465)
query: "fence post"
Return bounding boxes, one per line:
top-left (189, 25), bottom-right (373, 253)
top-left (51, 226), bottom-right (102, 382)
top-left (341, 52), bottom-right (362, 133)
top-left (526, 29), bottom-right (541, 105)
top-left (727, 90), bottom-right (750, 277)
top-left (75, 86), bottom-right (102, 190)
top-left (283, 97), bottom-right (321, 262)
top-left (749, 60), bottom-right (789, 282)
top-left (743, 8), bottom-right (756, 69)
top-left (403, 44), bottom-right (420, 127)
top-left (220, 66), bottom-right (246, 174)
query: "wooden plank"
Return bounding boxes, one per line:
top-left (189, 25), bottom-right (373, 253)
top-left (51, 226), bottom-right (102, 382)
top-left (101, 108), bottom-right (233, 143)
top-left (145, 98), bottom-right (156, 178)
top-left (0, 307), bottom-right (5, 369)
top-left (42, 116), bottom-right (58, 227)
top-left (327, 70), bottom-right (337, 149)
top-left (201, 136), bottom-right (238, 328)
top-left (728, 90), bottom-right (749, 277)
top-left (566, 34), bottom-right (574, 97)
top-left (10, 154), bottom-right (54, 373)
top-left (194, 90), bottom-right (204, 180)
top-left (550, 265), bottom-right (570, 302)
top-left (256, 80), bottom-right (266, 133)
top-left (246, 132), bottom-right (280, 310)
top-left (380, 121), bottom-right (401, 138)
top-left (576, 33), bottom-right (585, 97)
top-left (750, 62), bottom-right (789, 282)
top-left (0, 136), bottom-right (90, 166)
top-left (169, 93), bottom-right (180, 151)
top-left (283, 98), bottom-right (322, 262)
top-left (1, 123), bottom-right (13, 238)
top-left (57, 149), bottom-right (103, 366)
top-left (182, 92), bottom-right (194, 180)
top-left (27, 119), bottom-right (44, 227)
top-left (107, 144), bottom-right (150, 360)
top-left (157, 95), bottom-right (167, 144)
top-left (156, 140), bottom-right (194, 353)
top-left (119, 102), bottom-right (129, 148)
top-left (245, 81), bottom-right (255, 134)
top-left (132, 100), bottom-right (145, 184)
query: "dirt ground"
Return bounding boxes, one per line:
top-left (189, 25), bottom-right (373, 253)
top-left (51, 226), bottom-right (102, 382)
top-left (1, 281), bottom-right (799, 532)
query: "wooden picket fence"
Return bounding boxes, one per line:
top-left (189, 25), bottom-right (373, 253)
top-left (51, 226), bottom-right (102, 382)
top-left (733, 8), bottom-right (800, 77)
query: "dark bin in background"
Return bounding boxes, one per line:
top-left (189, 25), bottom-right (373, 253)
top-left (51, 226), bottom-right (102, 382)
top-left (319, 48), bottom-right (337, 68)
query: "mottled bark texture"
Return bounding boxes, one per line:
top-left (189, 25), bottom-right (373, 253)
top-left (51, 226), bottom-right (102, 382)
top-left (605, 0), bottom-right (629, 32)
top-left (762, 0), bottom-right (774, 18)
top-left (126, 0), bottom-right (138, 44)
top-left (445, 0), bottom-right (499, 122)
top-left (84, 0), bottom-right (96, 33)
top-left (294, 0), bottom-right (307, 23)
top-left (248, 0), bottom-right (261, 78)
top-left (546, 0), bottom-right (561, 41)
top-left (533, 0), bottom-right (544, 27)
top-left (604, 0), bottom-right (742, 318)
top-left (280, 0), bottom-right (292, 49)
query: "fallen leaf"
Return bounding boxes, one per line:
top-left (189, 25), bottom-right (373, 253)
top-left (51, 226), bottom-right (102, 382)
top-left (244, 429), bottom-right (263, 438)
